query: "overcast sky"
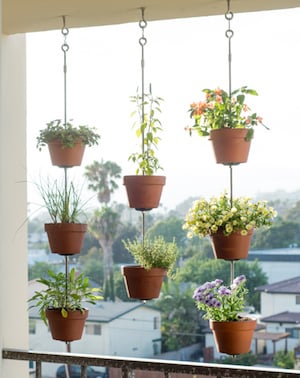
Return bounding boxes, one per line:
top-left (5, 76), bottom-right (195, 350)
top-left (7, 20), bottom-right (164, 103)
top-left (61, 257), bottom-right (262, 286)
top-left (26, 7), bottom-right (300, 212)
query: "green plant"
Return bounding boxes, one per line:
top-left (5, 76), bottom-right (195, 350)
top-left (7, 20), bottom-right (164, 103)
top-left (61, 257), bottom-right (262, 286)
top-left (183, 191), bottom-right (277, 238)
top-left (29, 268), bottom-right (102, 325)
top-left (37, 178), bottom-right (88, 223)
top-left (122, 236), bottom-right (178, 277)
top-left (193, 275), bottom-right (249, 321)
top-left (274, 350), bottom-right (295, 369)
top-left (36, 119), bottom-right (100, 150)
top-left (128, 89), bottom-right (164, 175)
top-left (186, 86), bottom-right (268, 140)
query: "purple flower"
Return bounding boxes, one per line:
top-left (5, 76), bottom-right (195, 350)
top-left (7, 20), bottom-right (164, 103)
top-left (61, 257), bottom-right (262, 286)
top-left (218, 286), bottom-right (231, 296)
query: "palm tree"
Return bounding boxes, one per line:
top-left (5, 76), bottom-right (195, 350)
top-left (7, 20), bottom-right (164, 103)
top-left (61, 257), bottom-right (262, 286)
top-left (85, 160), bottom-right (121, 204)
top-left (85, 160), bottom-right (122, 300)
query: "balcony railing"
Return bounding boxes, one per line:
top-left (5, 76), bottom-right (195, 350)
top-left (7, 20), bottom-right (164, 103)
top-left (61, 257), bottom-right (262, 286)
top-left (3, 348), bottom-right (300, 378)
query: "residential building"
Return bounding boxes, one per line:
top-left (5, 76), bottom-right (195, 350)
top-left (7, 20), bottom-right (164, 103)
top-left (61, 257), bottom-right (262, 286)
top-left (256, 277), bottom-right (300, 355)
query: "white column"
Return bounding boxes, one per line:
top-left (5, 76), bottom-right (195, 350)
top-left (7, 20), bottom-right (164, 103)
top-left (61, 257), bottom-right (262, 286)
top-left (0, 28), bottom-right (29, 377)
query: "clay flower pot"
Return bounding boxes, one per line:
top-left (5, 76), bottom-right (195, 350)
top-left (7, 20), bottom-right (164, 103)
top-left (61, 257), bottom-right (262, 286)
top-left (210, 229), bottom-right (253, 260)
top-left (210, 318), bottom-right (257, 355)
top-left (47, 139), bottom-right (85, 167)
top-left (209, 128), bottom-right (253, 165)
top-left (123, 175), bottom-right (166, 211)
top-left (46, 308), bottom-right (88, 342)
top-left (121, 265), bottom-right (166, 300)
top-left (45, 223), bottom-right (87, 255)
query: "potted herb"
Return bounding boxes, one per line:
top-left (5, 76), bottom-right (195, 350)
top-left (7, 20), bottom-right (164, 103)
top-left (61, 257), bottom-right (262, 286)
top-left (121, 236), bottom-right (178, 300)
top-left (38, 179), bottom-right (89, 255)
top-left (36, 119), bottom-right (101, 167)
top-left (183, 191), bottom-right (277, 260)
top-left (123, 89), bottom-right (166, 211)
top-left (186, 86), bottom-right (268, 164)
top-left (193, 275), bottom-right (256, 355)
top-left (29, 268), bottom-right (102, 341)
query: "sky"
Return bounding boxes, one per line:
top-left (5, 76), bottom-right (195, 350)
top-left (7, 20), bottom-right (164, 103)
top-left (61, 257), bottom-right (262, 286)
top-left (26, 7), bottom-right (300, 213)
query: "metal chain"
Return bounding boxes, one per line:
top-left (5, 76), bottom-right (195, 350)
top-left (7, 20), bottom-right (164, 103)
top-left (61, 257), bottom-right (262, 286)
top-left (225, 0), bottom-right (234, 99)
top-left (61, 16), bottom-right (69, 128)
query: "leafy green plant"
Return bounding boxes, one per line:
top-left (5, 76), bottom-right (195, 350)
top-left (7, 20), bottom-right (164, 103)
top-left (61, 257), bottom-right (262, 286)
top-left (187, 86), bottom-right (268, 140)
top-left (128, 89), bottom-right (164, 175)
top-left (123, 236), bottom-right (178, 277)
top-left (193, 275), bottom-right (249, 321)
top-left (36, 119), bottom-right (100, 150)
top-left (274, 350), bottom-right (295, 369)
top-left (29, 268), bottom-right (102, 325)
top-left (183, 191), bottom-right (277, 238)
top-left (37, 178), bottom-right (88, 223)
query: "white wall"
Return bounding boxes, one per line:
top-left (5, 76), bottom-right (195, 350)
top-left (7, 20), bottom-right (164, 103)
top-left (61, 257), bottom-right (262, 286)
top-left (260, 292), bottom-right (300, 317)
top-left (0, 31), bottom-right (29, 377)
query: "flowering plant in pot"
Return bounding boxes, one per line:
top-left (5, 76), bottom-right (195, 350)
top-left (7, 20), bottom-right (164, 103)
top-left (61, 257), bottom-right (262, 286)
top-left (36, 119), bottom-right (100, 167)
top-left (29, 268), bottom-right (102, 341)
top-left (193, 275), bottom-right (256, 355)
top-left (186, 86), bottom-right (268, 164)
top-left (37, 178), bottom-right (89, 255)
top-left (121, 236), bottom-right (178, 300)
top-left (123, 89), bottom-right (166, 211)
top-left (183, 191), bottom-right (277, 259)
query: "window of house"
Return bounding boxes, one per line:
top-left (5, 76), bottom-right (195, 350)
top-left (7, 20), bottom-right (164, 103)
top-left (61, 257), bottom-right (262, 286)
top-left (296, 295), bottom-right (300, 305)
top-left (86, 323), bottom-right (101, 335)
top-left (153, 316), bottom-right (159, 330)
top-left (286, 328), bottom-right (299, 339)
top-left (29, 320), bottom-right (36, 334)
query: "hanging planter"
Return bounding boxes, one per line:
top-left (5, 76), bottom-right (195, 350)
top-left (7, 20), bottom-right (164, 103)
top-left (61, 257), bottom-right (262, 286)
top-left (122, 236), bottom-right (178, 300)
top-left (46, 308), bottom-right (88, 342)
top-left (47, 139), bottom-right (85, 167)
top-left (37, 179), bottom-right (89, 255)
top-left (210, 318), bottom-right (257, 355)
top-left (183, 192), bottom-right (277, 256)
top-left (124, 85), bottom-right (166, 211)
top-left (36, 119), bottom-right (100, 167)
top-left (193, 275), bottom-right (256, 355)
top-left (186, 86), bottom-right (268, 164)
top-left (209, 128), bottom-right (252, 165)
top-left (210, 228), bottom-right (253, 260)
top-left (122, 265), bottom-right (166, 300)
top-left (28, 268), bottom-right (102, 342)
top-left (123, 175), bottom-right (166, 211)
top-left (45, 223), bottom-right (87, 255)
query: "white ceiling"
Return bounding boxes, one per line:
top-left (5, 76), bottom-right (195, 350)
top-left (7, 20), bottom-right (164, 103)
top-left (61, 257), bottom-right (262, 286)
top-left (3, 0), bottom-right (300, 35)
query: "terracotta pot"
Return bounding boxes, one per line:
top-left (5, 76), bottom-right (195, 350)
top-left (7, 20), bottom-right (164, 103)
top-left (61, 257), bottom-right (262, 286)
top-left (209, 129), bottom-right (253, 165)
top-left (123, 175), bottom-right (166, 211)
top-left (210, 229), bottom-right (253, 260)
top-left (45, 223), bottom-right (87, 255)
top-left (210, 318), bottom-right (257, 355)
top-left (121, 265), bottom-right (166, 300)
top-left (46, 308), bottom-right (88, 342)
top-left (47, 139), bottom-right (85, 167)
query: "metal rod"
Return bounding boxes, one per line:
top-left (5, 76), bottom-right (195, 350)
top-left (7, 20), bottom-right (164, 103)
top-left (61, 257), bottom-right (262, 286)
top-left (230, 260), bottom-right (235, 282)
top-left (230, 164), bottom-right (233, 204)
top-left (139, 7), bottom-right (147, 174)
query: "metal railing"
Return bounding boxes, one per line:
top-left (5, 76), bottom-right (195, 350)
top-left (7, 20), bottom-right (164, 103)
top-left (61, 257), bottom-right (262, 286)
top-left (3, 348), bottom-right (300, 378)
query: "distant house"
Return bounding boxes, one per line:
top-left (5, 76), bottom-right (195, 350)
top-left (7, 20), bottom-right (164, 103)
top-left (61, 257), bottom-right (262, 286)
top-left (28, 279), bottom-right (161, 377)
top-left (255, 276), bottom-right (300, 354)
top-left (248, 248), bottom-right (300, 284)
